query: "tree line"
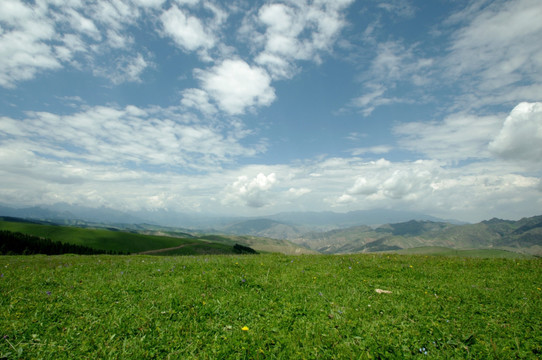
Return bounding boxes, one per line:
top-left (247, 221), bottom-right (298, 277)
top-left (0, 230), bottom-right (126, 255)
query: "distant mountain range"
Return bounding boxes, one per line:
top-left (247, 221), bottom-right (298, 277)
top-left (0, 203), bottom-right (461, 230)
top-left (291, 216), bottom-right (542, 256)
top-left (217, 210), bottom-right (462, 239)
top-left (1, 203), bottom-right (540, 256)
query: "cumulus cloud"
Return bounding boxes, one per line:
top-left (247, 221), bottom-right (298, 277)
top-left (344, 159), bottom-right (437, 200)
top-left (328, 158), bottom-right (541, 221)
top-left (160, 5), bottom-right (215, 53)
top-left (223, 173), bottom-right (277, 208)
top-left (195, 59), bottom-right (276, 115)
top-left (489, 102), bottom-right (542, 164)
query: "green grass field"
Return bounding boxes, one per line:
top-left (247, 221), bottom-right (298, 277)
top-left (1, 253), bottom-right (541, 359)
top-left (385, 246), bottom-right (535, 259)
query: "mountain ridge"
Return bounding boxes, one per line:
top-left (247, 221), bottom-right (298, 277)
top-left (292, 216), bottom-right (542, 256)
top-left (0, 203), bottom-right (462, 232)
top-left (1, 203), bottom-right (540, 256)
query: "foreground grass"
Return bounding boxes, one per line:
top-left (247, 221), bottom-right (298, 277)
top-left (387, 246), bottom-right (535, 259)
top-left (1, 254), bottom-right (541, 359)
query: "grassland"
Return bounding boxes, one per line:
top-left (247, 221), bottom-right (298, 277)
top-left (1, 253), bottom-right (541, 359)
top-left (0, 220), bottom-right (194, 253)
top-left (384, 246), bottom-right (535, 259)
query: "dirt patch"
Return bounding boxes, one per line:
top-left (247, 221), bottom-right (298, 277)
top-left (136, 243), bottom-right (201, 255)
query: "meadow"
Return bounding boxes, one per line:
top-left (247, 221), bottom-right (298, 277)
top-left (1, 253), bottom-right (541, 359)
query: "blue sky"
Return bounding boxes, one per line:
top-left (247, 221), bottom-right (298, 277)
top-left (1, 0), bottom-right (541, 222)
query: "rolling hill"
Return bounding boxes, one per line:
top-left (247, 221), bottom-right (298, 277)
top-left (0, 217), bottom-right (313, 255)
top-left (1, 211), bottom-right (540, 257)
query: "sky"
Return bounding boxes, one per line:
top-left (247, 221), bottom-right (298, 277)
top-left (0, 0), bottom-right (541, 223)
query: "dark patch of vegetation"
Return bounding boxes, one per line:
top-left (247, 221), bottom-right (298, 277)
top-left (0, 230), bottom-right (125, 255)
top-left (233, 243), bottom-right (258, 254)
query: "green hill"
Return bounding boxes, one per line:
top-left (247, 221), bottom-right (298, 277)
top-left (0, 218), bottom-right (201, 254)
top-left (0, 217), bottom-right (312, 255)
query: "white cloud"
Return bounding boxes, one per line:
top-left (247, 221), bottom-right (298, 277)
top-left (344, 159), bottom-right (436, 200)
top-left (489, 102), bottom-right (542, 164)
top-left (0, 0), bottom-right (60, 87)
top-left (377, 1), bottom-right (416, 18)
top-left (348, 0), bottom-right (542, 116)
top-left (288, 187), bottom-right (311, 197)
top-left (329, 158), bottom-right (541, 221)
top-left (181, 88), bottom-right (217, 116)
top-left (394, 112), bottom-right (503, 162)
top-left (254, 52), bottom-right (297, 80)
top-left (0, 105), bottom-right (262, 170)
top-left (94, 53), bottom-right (150, 84)
top-left (0, 139), bottom-right (539, 220)
top-left (91, 0), bottom-right (140, 31)
top-left (445, 0), bottom-right (542, 108)
top-left (132, 0), bottom-right (166, 8)
top-left (0, 0), bottom-right (158, 87)
top-left (176, 0), bottom-right (200, 6)
top-left (65, 8), bottom-right (101, 40)
top-left (350, 84), bottom-right (391, 116)
top-left (195, 59), bottom-right (275, 115)
top-left (248, 0), bottom-right (354, 79)
top-left (350, 145), bottom-right (392, 156)
top-left (222, 173), bottom-right (277, 208)
top-left (160, 5), bottom-right (215, 53)
top-left (347, 176), bottom-right (381, 196)
top-left (106, 29), bottom-right (133, 49)
top-left (347, 41), bottom-right (433, 115)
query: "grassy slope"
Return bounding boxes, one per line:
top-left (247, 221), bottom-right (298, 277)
top-left (0, 220), bottom-right (206, 254)
top-left (1, 254), bottom-right (540, 359)
top-left (0, 220), bottom-right (313, 255)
